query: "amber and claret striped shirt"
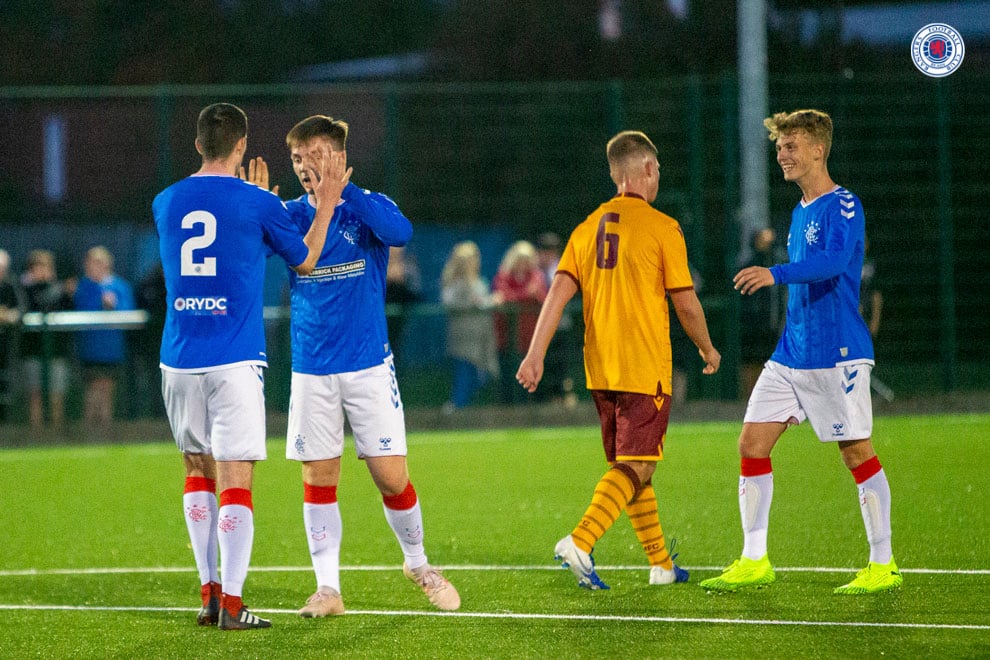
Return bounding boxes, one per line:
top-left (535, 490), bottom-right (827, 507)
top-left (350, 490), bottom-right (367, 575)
top-left (557, 193), bottom-right (694, 398)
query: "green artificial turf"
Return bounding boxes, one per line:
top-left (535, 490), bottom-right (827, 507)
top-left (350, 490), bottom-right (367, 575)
top-left (0, 413), bottom-right (987, 658)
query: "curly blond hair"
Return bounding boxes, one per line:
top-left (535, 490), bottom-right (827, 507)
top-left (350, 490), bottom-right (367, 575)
top-left (764, 109), bottom-right (833, 160)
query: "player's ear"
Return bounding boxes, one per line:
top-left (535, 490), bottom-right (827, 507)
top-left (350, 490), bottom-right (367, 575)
top-left (194, 138), bottom-right (204, 156)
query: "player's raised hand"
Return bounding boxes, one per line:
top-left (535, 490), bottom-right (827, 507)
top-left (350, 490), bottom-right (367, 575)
top-left (238, 156), bottom-right (279, 196)
top-left (309, 146), bottom-right (352, 206)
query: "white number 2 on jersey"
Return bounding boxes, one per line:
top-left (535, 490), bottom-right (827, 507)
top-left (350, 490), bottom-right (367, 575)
top-left (181, 210), bottom-right (217, 276)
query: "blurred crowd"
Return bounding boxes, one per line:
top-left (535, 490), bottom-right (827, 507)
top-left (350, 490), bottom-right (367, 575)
top-left (436, 232), bottom-right (577, 412)
top-left (0, 245), bottom-right (138, 435)
top-left (3, 227), bottom-right (822, 430)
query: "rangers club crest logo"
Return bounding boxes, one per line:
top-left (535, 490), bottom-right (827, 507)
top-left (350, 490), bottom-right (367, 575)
top-left (911, 23), bottom-right (964, 78)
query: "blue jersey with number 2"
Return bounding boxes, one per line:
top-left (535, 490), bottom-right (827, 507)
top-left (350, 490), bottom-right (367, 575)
top-left (153, 174), bottom-right (309, 371)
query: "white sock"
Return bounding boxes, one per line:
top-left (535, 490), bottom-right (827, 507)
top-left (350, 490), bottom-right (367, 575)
top-left (183, 489), bottom-right (219, 585)
top-left (304, 502), bottom-right (342, 591)
top-left (383, 501), bottom-right (428, 570)
top-left (857, 469), bottom-right (893, 564)
top-left (217, 500), bottom-right (254, 597)
top-left (739, 472), bottom-right (773, 560)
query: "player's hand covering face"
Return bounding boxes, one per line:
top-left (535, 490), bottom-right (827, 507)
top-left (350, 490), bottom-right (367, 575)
top-left (307, 143), bottom-right (352, 205)
top-left (292, 138), bottom-right (349, 196)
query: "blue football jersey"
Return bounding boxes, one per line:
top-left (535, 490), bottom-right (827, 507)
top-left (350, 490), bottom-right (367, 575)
top-left (153, 174), bottom-right (310, 371)
top-left (287, 182), bottom-right (412, 375)
top-left (769, 187), bottom-right (874, 369)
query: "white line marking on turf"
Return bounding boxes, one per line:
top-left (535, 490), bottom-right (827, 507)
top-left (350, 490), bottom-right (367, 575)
top-left (1, 564), bottom-right (988, 577)
top-left (0, 604), bottom-right (986, 631)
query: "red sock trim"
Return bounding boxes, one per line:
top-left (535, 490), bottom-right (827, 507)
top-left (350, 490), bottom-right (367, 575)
top-left (220, 593), bottom-right (242, 614)
top-left (304, 483), bottom-right (338, 505)
top-left (219, 488), bottom-right (253, 511)
top-left (851, 456), bottom-right (882, 484)
top-left (740, 457), bottom-right (773, 477)
top-left (184, 476), bottom-right (216, 494)
top-left (383, 481), bottom-right (417, 511)
top-left (200, 581), bottom-right (221, 605)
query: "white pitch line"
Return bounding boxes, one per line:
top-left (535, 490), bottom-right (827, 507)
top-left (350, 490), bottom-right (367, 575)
top-left (1, 564), bottom-right (988, 577)
top-left (0, 604), bottom-right (986, 631)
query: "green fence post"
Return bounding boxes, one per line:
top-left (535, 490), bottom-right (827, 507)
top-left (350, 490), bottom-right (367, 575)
top-left (721, 72), bottom-right (741, 401)
top-left (40, 315), bottom-right (51, 424)
top-left (686, 75), bottom-right (705, 278)
top-left (936, 80), bottom-right (957, 391)
top-left (605, 79), bottom-right (624, 137)
top-left (383, 84), bottom-right (400, 202)
top-left (155, 85), bottom-right (174, 191)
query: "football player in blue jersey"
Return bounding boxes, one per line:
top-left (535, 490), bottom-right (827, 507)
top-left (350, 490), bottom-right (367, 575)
top-left (279, 115), bottom-right (460, 616)
top-left (152, 103), bottom-right (351, 630)
top-left (701, 109), bottom-right (901, 595)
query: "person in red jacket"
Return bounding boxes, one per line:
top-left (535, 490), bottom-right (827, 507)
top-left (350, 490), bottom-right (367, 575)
top-left (492, 240), bottom-right (547, 404)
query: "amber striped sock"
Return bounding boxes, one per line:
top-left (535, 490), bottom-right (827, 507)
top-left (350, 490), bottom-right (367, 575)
top-left (572, 465), bottom-right (639, 553)
top-left (626, 482), bottom-right (672, 569)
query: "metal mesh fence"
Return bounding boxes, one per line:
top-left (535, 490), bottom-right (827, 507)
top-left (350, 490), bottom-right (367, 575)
top-left (0, 70), bottom-right (986, 421)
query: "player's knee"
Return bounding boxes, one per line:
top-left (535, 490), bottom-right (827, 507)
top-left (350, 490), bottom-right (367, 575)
top-left (302, 459), bottom-right (339, 486)
top-left (838, 438), bottom-right (875, 469)
top-left (617, 460), bottom-right (655, 485)
top-left (738, 422), bottom-right (783, 457)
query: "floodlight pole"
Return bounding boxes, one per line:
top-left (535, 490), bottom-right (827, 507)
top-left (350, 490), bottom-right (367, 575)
top-left (737, 0), bottom-right (770, 266)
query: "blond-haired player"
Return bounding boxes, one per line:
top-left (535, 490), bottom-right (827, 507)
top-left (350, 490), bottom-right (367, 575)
top-left (700, 109), bottom-right (901, 595)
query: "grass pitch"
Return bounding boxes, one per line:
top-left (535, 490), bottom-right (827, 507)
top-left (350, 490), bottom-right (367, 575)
top-left (1, 413), bottom-right (987, 658)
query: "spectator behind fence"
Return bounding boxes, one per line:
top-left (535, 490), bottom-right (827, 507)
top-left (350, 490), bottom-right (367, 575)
top-left (0, 249), bottom-right (27, 422)
top-left (385, 245), bottom-right (422, 365)
top-left (20, 249), bottom-right (76, 433)
top-left (669, 266), bottom-right (705, 407)
top-left (136, 263), bottom-right (167, 417)
top-left (441, 241), bottom-right (498, 410)
top-left (739, 227), bottom-right (784, 399)
top-left (534, 232), bottom-right (575, 405)
top-left (536, 232), bottom-right (562, 287)
top-left (492, 240), bottom-right (547, 405)
top-left (859, 238), bottom-right (894, 402)
top-left (860, 239), bottom-right (882, 339)
top-left (73, 245), bottom-right (135, 428)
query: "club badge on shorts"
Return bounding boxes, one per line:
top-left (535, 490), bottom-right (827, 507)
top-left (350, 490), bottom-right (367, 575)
top-left (911, 23), bottom-right (964, 78)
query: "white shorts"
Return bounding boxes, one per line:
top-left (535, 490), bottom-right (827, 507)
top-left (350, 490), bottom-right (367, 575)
top-left (162, 365), bottom-right (268, 461)
top-left (744, 359), bottom-right (874, 442)
top-left (286, 356), bottom-right (407, 462)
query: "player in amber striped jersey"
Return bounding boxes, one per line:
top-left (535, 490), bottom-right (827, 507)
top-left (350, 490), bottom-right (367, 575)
top-left (517, 130), bottom-right (721, 589)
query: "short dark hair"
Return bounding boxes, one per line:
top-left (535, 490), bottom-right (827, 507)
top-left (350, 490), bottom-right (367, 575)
top-left (606, 130), bottom-right (657, 167)
top-left (286, 115), bottom-right (349, 151)
top-left (196, 103), bottom-right (248, 160)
